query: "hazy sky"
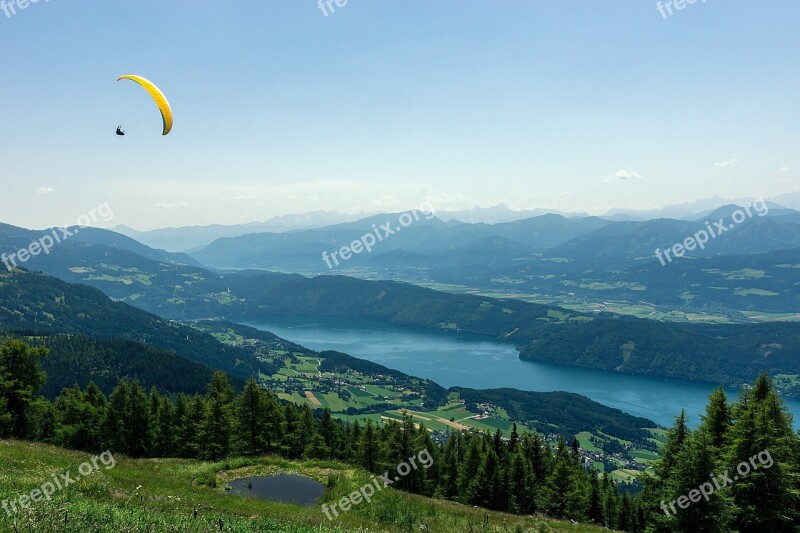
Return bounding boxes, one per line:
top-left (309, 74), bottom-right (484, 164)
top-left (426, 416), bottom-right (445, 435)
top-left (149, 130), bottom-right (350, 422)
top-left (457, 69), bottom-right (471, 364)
top-left (1, 1), bottom-right (798, 230)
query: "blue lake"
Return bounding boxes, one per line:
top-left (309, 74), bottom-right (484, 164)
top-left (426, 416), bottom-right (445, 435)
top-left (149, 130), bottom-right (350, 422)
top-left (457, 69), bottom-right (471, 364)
top-left (242, 315), bottom-right (800, 429)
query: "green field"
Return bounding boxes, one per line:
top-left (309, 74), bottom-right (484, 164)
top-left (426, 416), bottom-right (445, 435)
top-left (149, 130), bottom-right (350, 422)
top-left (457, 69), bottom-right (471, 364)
top-left (630, 449), bottom-right (659, 465)
top-left (0, 440), bottom-right (614, 532)
top-left (575, 431), bottom-right (602, 452)
top-left (610, 469), bottom-right (640, 484)
top-left (347, 386), bottom-right (372, 398)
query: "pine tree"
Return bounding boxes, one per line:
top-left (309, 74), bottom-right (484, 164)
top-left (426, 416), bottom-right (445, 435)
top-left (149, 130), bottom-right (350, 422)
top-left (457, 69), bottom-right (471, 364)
top-left (474, 448), bottom-right (502, 510)
top-left (360, 418), bottom-right (379, 472)
top-left (102, 380), bottom-right (130, 453)
top-left (728, 374), bottom-right (799, 531)
top-left (319, 408), bottom-right (336, 454)
top-left (348, 420), bottom-right (362, 463)
top-left (126, 381), bottom-right (151, 457)
top-left (26, 397), bottom-right (54, 442)
top-left (281, 402), bottom-right (302, 458)
top-left (587, 471), bottom-right (603, 524)
top-left (658, 410), bottom-right (689, 480)
top-left (601, 474), bottom-right (619, 528)
top-left (306, 432), bottom-right (329, 459)
top-left (702, 386), bottom-right (731, 450)
top-left (440, 432), bottom-right (461, 498)
top-left (298, 403), bottom-right (315, 457)
top-left (154, 396), bottom-right (176, 456)
top-left (237, 378), bottom-right (266, 455)
top-left (508, 449), bottom-right (532, 513)
top-left (670, 428), bottom-right (730, 532)
top-left (0, 338), bottom-right (47, 438)
top-left (85, 382), bottom-right (107, 411)
top-left (642, 410), bottom-right (691, 531)
top-left (173, 393), bottom-right (188, 456)
top-left (546, 438), bottom-right (577, 518)
top-left (458, 434), bottom-right (486, 504)
top-left (619, 492), bottom-right (633, 531)
top-left (417, 429), bottom-right (439, 496)
top-left (509, 422), bottom-right (519, 453)
top-left (179, 395), bottom-right (206, 458)
top-left (200, 371), bottom-right (235, 460)
top-left (52, 384), bottom-right (104, 451)
top-left (262, 390), bottom-right (283, 453)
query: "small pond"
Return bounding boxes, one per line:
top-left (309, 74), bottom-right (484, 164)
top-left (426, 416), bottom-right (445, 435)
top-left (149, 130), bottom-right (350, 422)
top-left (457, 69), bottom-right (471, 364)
top-left (226, 474), bottom-right (327, 506)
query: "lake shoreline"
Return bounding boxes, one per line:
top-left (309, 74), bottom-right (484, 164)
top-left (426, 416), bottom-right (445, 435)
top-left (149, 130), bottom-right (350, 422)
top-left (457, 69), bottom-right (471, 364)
top-left (239, 315), bottom-right (800, 429)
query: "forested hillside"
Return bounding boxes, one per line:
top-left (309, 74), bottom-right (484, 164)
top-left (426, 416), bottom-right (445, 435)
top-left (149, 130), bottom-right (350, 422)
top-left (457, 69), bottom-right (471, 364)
top-left (31, 335), bottom-right (242, 398)
top-left (0, 270), bottom-right (266, 380)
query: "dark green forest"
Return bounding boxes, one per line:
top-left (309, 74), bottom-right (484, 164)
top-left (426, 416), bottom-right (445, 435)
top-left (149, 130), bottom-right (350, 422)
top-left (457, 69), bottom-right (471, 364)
top-left (34, 335), bottom-right (245, 399)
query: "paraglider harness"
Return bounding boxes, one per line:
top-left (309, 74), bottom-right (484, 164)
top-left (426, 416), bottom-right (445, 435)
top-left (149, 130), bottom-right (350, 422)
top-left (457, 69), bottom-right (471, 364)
top-left (116, 126), bottom-right (125, 136)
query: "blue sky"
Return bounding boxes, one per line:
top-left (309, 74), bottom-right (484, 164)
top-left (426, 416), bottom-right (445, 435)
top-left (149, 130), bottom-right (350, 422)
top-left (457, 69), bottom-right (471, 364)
top-left (1, 1), bottom-right (798, 229)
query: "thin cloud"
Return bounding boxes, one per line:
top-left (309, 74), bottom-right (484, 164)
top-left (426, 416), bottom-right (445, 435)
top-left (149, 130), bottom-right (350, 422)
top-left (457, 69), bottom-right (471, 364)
top-left (778, 166), bottom-right (791, 172)
top-left (714, 159), bottom-right (738, 168)
top-left (155, 201), bottom-right (192, 209)
top-left (35, 186), bottom-right (54, 196)
top-left (603, 170), bottom-right (642, 183)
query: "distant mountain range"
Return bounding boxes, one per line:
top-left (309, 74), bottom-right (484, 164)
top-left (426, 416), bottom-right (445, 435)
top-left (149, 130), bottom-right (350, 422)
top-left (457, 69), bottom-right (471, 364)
top-left (176, 202), bottom-right (800, 314)
top-left (114, 210), bottom-right (368, 252)
top-left (6, 198), bottom-right (800, 317)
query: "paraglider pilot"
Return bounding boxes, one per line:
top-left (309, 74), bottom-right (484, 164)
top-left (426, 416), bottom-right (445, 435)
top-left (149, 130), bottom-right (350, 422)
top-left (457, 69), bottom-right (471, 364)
top-left (116, 126), bottom-right (125, 136)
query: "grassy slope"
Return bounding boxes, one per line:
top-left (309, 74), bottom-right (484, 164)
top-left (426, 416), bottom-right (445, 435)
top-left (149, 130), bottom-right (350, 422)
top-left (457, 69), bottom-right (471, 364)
top-left (0, 440), bottom-right (615, 532)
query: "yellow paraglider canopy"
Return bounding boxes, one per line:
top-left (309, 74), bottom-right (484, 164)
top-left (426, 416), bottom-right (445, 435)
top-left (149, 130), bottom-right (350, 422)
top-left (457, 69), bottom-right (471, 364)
top-left (117, 75), bottom-right (173, 136)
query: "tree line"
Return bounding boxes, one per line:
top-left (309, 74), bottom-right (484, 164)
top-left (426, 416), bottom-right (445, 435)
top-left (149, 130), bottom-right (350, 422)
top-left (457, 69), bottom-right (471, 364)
top-left (640, 374), bottom-right (800, 532)
top-left (2, 337), bottom-right (798, 531)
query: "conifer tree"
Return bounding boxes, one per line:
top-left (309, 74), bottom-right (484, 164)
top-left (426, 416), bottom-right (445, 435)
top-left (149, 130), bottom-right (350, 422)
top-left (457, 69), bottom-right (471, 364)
top-left (671, 428), bottom-right (730, 532)
top-left (728, 374), bottom-right (799, 531)
top-left (154, 396), bottom-right (176, 457)
top-left (179, 395), bottom-right (206, 458)
top-left (702, 386), bottom-right (731, 450)
top-left (319, 408), bottom-right (336, 453)
top-left (201, 371), bottom-right (235, 460)
top-left (360, 418), bottom-right (379, 472)
top-left (0, 338), bottom-right (47, 438)
top-left (587, 471), bottom-right (604, 524)
top-left (237, 378), bottom-right (266, 455)
top-left (126, 380), bottom-right (152, 457)
top-left (102, 380), bottom-right (130, 453)
top-left (262, 390), bottom-right (283, 453)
